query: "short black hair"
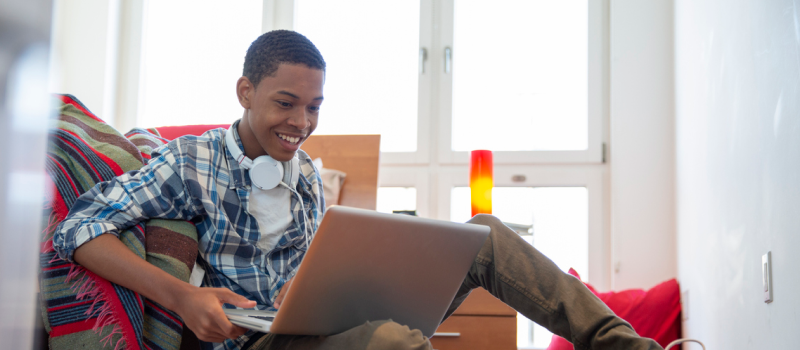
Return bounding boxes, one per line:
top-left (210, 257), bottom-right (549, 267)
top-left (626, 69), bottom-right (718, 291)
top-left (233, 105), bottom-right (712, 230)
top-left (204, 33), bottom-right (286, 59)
top-left (242, 30), bottom-right (326, 88)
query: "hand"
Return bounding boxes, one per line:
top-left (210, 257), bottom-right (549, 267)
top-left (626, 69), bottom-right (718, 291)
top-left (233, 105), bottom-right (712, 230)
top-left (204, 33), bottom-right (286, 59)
top-left (175, 287), bottom-right (257, 343)
top-left (273, 278), bottom-right (294, 309)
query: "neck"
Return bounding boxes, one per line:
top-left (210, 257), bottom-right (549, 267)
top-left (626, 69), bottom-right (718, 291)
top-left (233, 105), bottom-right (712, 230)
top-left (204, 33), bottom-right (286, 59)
top-left (237, 114), bottom-right (267, 159)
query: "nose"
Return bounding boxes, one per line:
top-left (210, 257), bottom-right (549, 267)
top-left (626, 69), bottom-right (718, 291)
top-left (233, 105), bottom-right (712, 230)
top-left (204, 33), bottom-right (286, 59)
top-left (287, 108), bottom-right (311, 130)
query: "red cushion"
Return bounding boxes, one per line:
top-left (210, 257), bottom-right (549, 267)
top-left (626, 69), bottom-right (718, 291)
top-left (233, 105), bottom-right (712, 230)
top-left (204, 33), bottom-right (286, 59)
top-left (155, 124), bottom-right (229, 141)
top-left (546, 269), bottom-right (681, 349)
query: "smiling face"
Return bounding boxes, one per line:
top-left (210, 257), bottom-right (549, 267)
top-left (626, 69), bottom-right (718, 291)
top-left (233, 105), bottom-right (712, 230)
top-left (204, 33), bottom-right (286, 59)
top-left (236, 63), bottom-right (325, 162)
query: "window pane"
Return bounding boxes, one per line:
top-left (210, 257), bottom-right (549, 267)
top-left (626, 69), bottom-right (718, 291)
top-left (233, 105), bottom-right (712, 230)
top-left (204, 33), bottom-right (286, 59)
top-left (294, 0), bottom-right (420, 152)
top-left (377, 187), bottom-right (417, 214)
top-left (451, 186), bottom-right (588, 348)
top-left (138, 1), bottom-right (262, 127)
top-left (451, 0), bottom-right (588, 151)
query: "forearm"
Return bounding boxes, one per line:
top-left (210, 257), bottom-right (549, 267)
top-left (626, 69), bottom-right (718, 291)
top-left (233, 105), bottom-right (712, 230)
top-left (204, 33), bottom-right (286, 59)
top-left (73, 233), bottom-right (255, 342)
top-left (73, 233), bottom-right (194, 312)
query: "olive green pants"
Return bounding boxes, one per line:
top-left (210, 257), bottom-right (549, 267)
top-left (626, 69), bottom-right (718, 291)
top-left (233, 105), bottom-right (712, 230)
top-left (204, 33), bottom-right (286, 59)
top-left (247, 319), bottom-right (430, 350)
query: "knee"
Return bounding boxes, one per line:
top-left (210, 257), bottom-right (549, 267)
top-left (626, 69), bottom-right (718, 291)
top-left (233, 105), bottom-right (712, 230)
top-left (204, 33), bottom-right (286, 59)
top-left (467, 213), bottom-right (503, 227)
top-left (468, 214), bottom-right (515, 238)
top-left (367, 321), bottom-right (431, 350)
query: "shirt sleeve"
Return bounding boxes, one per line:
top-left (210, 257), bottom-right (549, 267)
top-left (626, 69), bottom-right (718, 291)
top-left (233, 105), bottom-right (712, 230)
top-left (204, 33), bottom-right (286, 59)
top-left (53, 144), bottom-right (202, 262)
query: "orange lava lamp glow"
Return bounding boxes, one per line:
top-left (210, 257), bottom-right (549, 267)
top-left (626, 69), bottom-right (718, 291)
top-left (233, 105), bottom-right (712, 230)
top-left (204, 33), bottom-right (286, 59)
top-left (470, 150), bottom-right (493, 216)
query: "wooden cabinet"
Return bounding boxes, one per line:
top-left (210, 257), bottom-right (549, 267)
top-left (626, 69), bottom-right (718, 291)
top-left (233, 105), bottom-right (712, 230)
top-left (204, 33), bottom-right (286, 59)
top-left (430, 288), bottom-right (516, 350)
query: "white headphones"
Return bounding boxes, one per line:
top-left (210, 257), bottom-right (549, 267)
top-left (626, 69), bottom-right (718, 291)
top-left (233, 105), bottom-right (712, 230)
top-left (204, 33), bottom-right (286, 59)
top-left (226, 124), bottom-right (300, 190)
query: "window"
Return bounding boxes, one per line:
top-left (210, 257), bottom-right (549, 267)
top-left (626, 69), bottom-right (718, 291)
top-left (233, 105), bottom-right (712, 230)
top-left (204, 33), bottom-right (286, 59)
top-left (377, 187), bottom-right (417, 214)
top-left (451, 1), bottom-right (588, 152)
top-left (294, 0), bottom-right (421, 152)
top-left (137, 0), bottom-right (263, 127)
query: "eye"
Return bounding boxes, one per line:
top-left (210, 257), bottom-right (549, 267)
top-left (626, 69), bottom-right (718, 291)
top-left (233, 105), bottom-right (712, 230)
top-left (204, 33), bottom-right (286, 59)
top-left (277, 101), bottom-right (292, 108)
top-left (308, 105), bottom-right (321, 112)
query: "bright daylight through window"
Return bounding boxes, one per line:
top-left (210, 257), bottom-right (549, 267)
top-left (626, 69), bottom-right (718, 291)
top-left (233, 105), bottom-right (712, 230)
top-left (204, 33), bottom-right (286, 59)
top-left (295, 0), bottom-right (420, 152)
top-left (138, 0), bottom-right (263, 128)
top-left (451, 0), bottom-right (588, 151)
top-left (377, 187), bottom-right (417, 214)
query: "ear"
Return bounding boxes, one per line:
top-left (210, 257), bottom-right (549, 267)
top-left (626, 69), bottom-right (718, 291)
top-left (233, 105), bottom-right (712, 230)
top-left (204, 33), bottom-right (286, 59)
top-left (236, 76), bottom-right (254, 109)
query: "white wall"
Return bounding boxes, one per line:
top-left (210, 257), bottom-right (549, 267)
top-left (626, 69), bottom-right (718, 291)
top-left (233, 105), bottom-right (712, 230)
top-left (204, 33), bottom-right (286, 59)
top-left (609, 0), bottom-right (677, 290)
top-left (675, 0), bottom-right (800, 348)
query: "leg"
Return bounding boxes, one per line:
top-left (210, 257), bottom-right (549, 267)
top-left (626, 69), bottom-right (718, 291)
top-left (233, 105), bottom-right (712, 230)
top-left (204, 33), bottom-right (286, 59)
top-left (444, 214), bottom-right (662, 350)
top-left (246, 320), bottom-right (432, 350)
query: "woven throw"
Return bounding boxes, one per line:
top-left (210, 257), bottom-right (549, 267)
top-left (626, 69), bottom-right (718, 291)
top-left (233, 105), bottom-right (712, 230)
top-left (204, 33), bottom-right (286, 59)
top-left (40, 94), bottom-right (198, 350)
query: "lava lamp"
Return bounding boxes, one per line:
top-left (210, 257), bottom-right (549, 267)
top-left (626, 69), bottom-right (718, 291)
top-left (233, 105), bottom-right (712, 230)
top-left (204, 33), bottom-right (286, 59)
top-left (470, 150), bottom-right (493, 216)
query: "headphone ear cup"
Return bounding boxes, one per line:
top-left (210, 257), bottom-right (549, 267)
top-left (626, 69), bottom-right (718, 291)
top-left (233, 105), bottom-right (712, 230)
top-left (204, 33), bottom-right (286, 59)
top-left (250, 156), bottom-right (283, 190)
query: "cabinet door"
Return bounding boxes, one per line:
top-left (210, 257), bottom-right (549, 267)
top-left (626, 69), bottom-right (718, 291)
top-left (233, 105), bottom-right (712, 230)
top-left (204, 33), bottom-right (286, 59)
top-left (451, 288), bottom-right (516, 316)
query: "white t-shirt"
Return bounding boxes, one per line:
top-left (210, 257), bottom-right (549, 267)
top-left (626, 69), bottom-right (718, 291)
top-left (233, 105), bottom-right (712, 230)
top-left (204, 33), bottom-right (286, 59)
top-left (248, 184), bottom-right (294, 253)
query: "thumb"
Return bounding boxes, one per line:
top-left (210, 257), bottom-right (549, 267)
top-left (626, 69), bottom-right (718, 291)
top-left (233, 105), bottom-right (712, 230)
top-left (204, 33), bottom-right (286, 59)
top-left (219, 289), bottom-right (257, 309)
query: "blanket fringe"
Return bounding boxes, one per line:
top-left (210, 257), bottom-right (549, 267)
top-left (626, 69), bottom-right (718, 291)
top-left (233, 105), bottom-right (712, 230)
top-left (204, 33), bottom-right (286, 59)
top-left (99, 324), bottom-right (125, 350)
top-left (41, 179), bottom-right (66, 254)
top-left (67, 266), bottom-right (129, 350)
top-left (41, 214), bottom-right (60, 254)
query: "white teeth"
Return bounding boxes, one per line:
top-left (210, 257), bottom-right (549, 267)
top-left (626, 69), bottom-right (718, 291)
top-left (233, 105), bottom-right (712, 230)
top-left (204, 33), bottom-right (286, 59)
top-left (278, 134), bottom-right (301, 144)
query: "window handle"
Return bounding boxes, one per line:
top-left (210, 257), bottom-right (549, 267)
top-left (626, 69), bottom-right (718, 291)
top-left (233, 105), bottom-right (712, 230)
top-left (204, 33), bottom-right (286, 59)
top-left (433, 332), bottom-right (461, 337)
top-left (419, 47), bottom-right (428, 74)
top-left (444, 47), bottom-right (452, 73)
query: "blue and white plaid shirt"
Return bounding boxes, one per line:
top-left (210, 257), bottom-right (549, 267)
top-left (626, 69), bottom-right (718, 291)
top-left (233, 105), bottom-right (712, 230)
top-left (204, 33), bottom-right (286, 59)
top-left (54, 121), bottom-right (325, 349)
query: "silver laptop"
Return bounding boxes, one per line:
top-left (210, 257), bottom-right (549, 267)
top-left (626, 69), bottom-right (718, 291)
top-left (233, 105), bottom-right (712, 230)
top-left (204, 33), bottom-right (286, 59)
top-left (225, 205), bottom-right (491, 337)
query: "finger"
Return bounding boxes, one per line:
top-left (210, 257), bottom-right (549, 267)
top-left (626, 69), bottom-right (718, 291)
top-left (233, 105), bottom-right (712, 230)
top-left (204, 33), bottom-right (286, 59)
top-left (231, 325), bottom-right (249, 338)
top-left (197, 333), bottom-right (226, 343)
top-left (204, 334), bottom-right (228, 343)
top-left (217, 289), bottom-right (257, 309)
top-left (207, 303), bottom-right (241, 335)
top-left (274, 293), bottom-right (285, 309)
top-left (194, 328), bottom-right (228, 343)
top-left (274, 278), bottom-right (293, 309)
top-left (216, 321), bottom-right (244, 340)
top-left (213, 311), bottom-right (246, 339)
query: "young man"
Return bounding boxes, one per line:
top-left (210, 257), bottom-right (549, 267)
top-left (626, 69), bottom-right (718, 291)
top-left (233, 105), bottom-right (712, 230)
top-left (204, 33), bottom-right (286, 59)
top-left (54, 30), bottom-right (663, 350)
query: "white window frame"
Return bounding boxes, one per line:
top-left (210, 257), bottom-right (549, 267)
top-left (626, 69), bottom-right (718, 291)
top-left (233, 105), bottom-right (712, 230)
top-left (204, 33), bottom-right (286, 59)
top-left (375, 0), bottom-right (435, 164)
top-left (116, 0), bottom-right (607, 161)
top-left (377, 165), bottom-right (432, 218)
top-left (283, 0), bottom-right (610, 290)
top-left (431, 0), bottom-right (606, 165)
top-left (272, 0), bottom-right (606, 166)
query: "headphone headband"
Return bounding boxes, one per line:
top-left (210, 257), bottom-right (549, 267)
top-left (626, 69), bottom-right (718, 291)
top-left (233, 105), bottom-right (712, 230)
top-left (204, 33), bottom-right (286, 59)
top-left (225, 123), bottom-right (300, 190)
top-left (226, 124), bottom-right (252, 169)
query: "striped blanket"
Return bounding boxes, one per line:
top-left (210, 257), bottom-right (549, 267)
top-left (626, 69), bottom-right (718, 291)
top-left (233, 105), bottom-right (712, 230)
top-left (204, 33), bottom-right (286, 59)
top-left (40, 94), bottom-right (199, 350)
